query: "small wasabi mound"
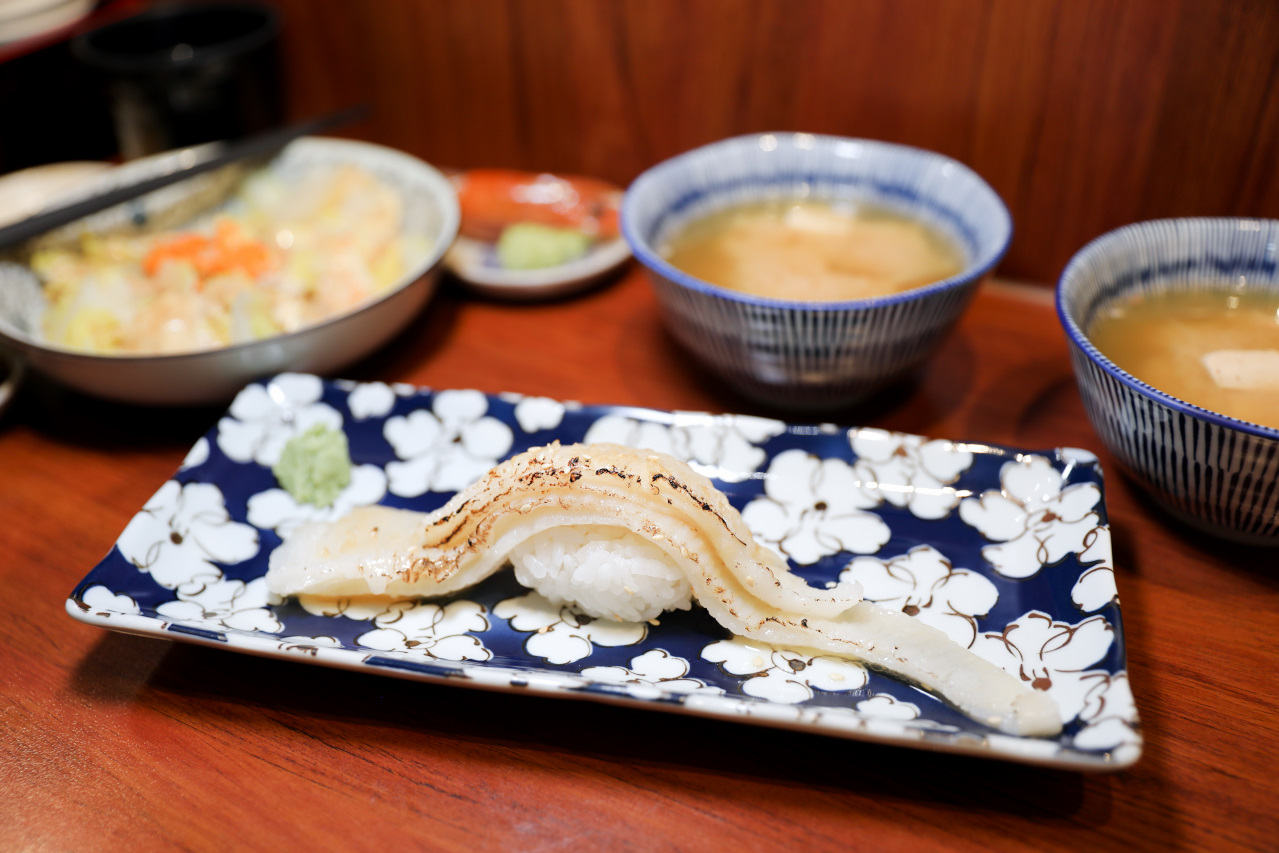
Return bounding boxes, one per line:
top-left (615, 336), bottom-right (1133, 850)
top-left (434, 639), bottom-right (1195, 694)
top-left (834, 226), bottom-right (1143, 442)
top-left (496, 223), bottom-right (591, 269)
top-left (272, 424), bottom-right (352, 507)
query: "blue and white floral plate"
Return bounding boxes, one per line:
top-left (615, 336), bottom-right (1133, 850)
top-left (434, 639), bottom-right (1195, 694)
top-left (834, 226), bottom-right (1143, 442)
top-left (66, 374), bottom-right (1140, 770)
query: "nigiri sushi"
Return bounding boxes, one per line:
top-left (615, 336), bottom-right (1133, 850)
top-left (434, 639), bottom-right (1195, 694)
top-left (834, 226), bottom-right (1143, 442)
top-left (266, 442), bottom-right (1062, 737)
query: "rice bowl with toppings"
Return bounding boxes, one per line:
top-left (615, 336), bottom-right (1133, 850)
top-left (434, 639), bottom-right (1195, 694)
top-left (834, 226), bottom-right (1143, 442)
top-left (33, 162), bottom-right (431, 355)
top-left (0, 137), bottom-right (459, 405)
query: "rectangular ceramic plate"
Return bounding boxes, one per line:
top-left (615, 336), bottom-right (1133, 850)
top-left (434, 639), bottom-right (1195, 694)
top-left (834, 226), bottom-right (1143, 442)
top-left (67, 374), bottom-right (1140, 770)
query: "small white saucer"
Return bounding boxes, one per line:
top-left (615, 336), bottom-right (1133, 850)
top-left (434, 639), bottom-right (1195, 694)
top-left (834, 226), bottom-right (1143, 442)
top-left (445, 234), bottom-right (631, 300)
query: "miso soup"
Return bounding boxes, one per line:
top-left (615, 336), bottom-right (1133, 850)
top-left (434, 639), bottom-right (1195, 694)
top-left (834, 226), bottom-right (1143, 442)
top-left (1087, 286), bottom-right (1279, 429)
top-left (660, 200), bottom-right (965, 302)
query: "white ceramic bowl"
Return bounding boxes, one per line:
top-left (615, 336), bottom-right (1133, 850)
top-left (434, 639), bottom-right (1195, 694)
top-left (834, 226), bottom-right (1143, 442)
top-left (621, 133), bottom-right (1011, 409)
top-left (0, 137), bottom-right (459, 405)
top-left (1057, 218), bottom-right (1279, 545)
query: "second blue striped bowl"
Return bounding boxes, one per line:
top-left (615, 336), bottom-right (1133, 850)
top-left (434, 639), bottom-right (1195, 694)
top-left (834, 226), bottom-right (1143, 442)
top-left (1057, 218), bottom-right (1279, 545)
top-left (621, 133), bottom-right (1011, 410)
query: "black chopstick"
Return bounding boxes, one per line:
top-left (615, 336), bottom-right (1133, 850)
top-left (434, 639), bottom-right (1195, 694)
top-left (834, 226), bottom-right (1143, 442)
top-left (0, 103), bottom-right (370, 251)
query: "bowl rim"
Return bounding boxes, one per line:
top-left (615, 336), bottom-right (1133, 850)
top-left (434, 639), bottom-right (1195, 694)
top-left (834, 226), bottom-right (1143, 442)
top-left (0, 135), bottom-right (460, 364)
top-left (71, 0), bottom-right (281, 74)
top-left (620, 132), bottom-right (1012, 312)
top-left (1055, 216), bottom-right (1279, 442)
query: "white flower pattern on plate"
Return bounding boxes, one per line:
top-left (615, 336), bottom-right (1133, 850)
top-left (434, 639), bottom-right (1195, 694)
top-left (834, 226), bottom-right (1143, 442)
top-left (1072, 526), bottom-right (1119, 612)
top-left (383, 389), bottom-right (514, 496)
top-left (972, 609), bottom-right (1114, 724)
top-left (294, 596), bottom-right (389, 620)
top-left (493, 592), bottom-right (646, 664)
top-left (580, 649), bottom-right (724, 699)
top-left (180, 437), bottom-right (209, 470)
top-left (116, 480), bottom-right (259, 590)
top-left (245, 463), bottom-right (388, 537)
top-left (343, 381), bottom-right (400, 419)
top-left (1072, 670), bottom-right (1141, 761)
top-left (678, 694), bottom-right (959, 742)
top-left (512, 395), bottom-right (567, 433)
top-left (701, 638), bottom-right (869, 704)
top-left (849, 428), bottom-right (975, 519)
top-left (81, 584), bottom-right (140, 615)
top-left (216, 373), bottom-right (343, 466)
top-left (855, 693), bottom-right (922, 720)
top-left (583, 412), bottom-right (785, 482)
top-left (840, 545), bottom-right (999, 648)
top-left (156, 576), bottom-right (282, 634)
top-left (741, 449), bottom-right (891, 563)
top-left (959, 455), bottom-right (1105, 578)
top-left (357, 599), bottom-right (491, 662)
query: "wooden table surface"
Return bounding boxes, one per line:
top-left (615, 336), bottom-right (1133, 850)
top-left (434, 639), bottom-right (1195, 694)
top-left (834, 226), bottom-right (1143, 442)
top-left (2, 268), bottom-right (1276, 851)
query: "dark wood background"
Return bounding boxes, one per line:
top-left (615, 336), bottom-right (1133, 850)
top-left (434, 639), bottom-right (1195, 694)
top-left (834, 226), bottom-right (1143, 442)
top-left (1, 0), bottom-right (1275, 284)
top-left (256, 0), bottom-right (1279, 284)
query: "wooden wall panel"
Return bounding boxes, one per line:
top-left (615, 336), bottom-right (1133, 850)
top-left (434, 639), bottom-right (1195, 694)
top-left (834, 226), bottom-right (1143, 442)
top-left (211, 1), bottom-right (1279, 282)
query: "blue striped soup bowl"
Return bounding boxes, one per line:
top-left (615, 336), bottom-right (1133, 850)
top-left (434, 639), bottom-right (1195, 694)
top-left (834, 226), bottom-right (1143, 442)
top-left (621, 133), bottom-right (1011, 409)
top-left (1057, 218), bottom-right (1279, 545)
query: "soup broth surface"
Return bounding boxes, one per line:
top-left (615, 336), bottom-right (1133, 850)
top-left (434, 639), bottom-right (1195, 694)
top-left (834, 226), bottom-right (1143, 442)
top-left (660, 199), bottom-right (965, 302)
top-left (1087, 286), bottom-right (1279, 429)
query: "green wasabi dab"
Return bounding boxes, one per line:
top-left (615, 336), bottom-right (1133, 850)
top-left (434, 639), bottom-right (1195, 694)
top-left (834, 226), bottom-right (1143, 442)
top-left (496, 222), bottom-right (591, 270)
top-left (272, 424), bottom-right (352, 507)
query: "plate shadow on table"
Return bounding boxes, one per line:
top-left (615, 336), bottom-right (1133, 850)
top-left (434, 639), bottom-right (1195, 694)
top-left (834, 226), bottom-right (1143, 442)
top-left (66, 628), bottom-right (1149, 835)
top-left (1089, 516), bottom-right (1179, 825)
top-left (635, 324), bottom-right (978, 430)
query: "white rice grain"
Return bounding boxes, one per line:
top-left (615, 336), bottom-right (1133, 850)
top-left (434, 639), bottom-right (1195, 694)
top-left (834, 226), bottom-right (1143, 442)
top-left (508, 526), bottom-right (693, 622)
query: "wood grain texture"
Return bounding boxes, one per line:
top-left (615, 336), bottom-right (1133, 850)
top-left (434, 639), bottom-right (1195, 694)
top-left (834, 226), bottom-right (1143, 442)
top-left (1, 269), bottom-right (1277, 851)
top-left (253, 0), bottom-right (1279, 285)
top-left (2, 3), bottom-right (1277, 847)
